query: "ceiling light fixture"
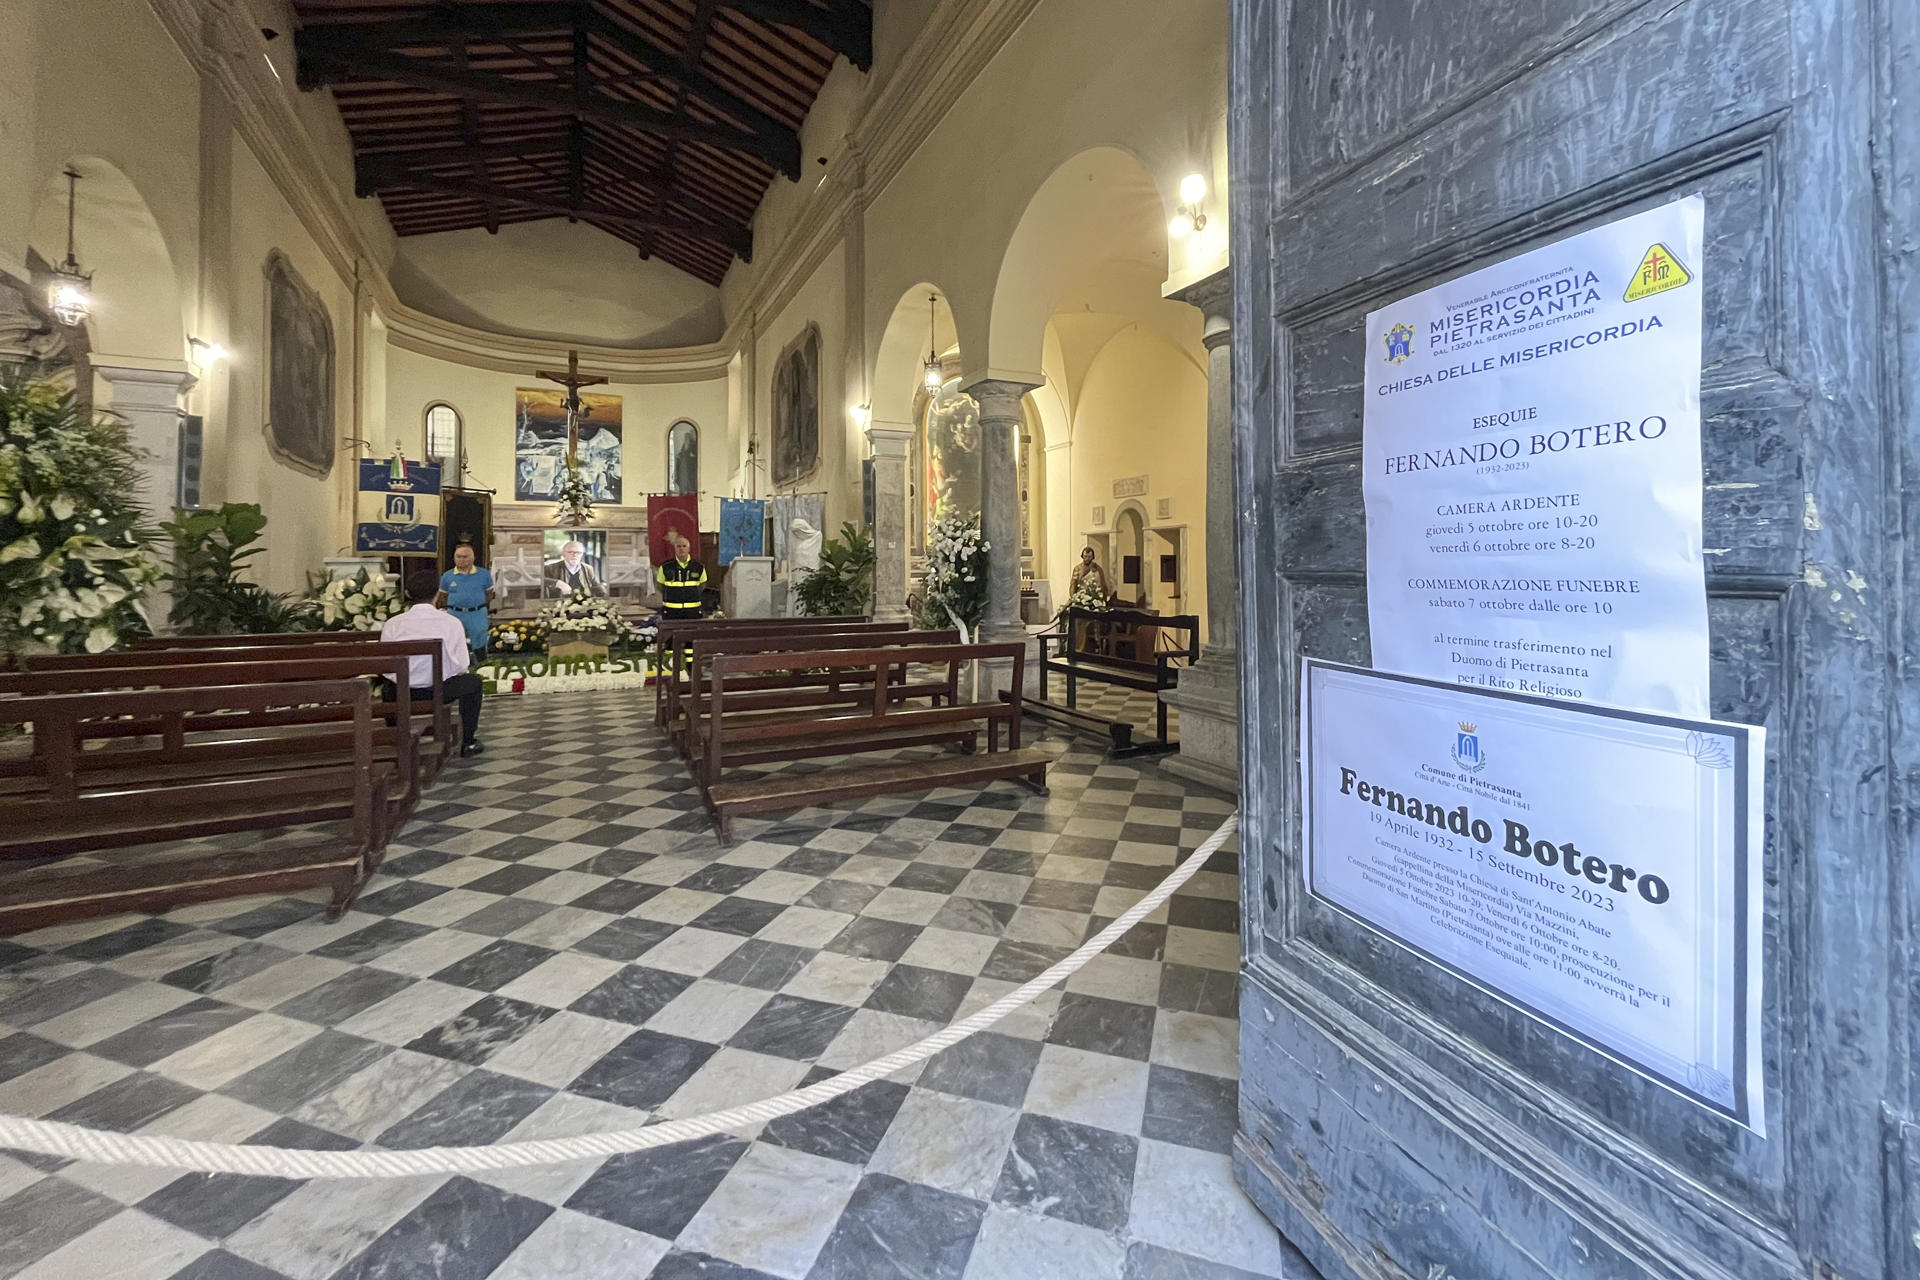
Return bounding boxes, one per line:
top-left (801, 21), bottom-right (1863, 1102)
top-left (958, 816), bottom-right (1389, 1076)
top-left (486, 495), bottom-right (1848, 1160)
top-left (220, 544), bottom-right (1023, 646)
top-left (923, 293), bottom-right (944, 393)
top-left (47, 168), bottom-right (93, 328)
top-left (1168, 172), bottom-right (1209, 240)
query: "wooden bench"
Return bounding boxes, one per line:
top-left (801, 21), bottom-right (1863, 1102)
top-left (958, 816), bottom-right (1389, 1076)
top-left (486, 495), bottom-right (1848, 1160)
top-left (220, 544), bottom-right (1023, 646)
top-left (1030, 606), bottom-right (1200, 756)
top-left (652, 616), bottom-right (896, 725)
top-left (0, 654), bottom-right (431, 829)
top-left (0, 679), bottom-right (390, 933)
top-left (135, 630), bottom-right (389, 648)
top-left (697, 642), bottom-right (1048, 839)
top-left (20, 641), bottom-right (456, 785)
top-left (663, 626), bottom-right (948, 748)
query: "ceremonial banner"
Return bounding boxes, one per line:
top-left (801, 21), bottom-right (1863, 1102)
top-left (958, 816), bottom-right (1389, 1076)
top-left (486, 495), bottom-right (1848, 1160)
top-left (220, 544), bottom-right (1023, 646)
top-left (1364, 196), bottom-right (1708, 715)
top-left (1301, 657), bottom-right (1765, 1131)
top-left (647, 494), bottom-right (699, 568)
top-left (718, 498), bottom-right (766, 565)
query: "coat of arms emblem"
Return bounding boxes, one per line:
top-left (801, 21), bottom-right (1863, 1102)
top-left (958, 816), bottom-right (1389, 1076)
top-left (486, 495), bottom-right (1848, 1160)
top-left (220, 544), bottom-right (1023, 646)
top-left (1451, 721), bottom-right (1486, 773)
top-left (1383, 323), bottom-right (1416, 364)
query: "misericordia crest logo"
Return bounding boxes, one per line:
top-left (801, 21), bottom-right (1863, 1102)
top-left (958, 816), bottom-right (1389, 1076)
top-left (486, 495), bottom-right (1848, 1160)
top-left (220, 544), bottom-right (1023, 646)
top-left (1383, 322), bottom-right (1417, 364)
top-left (1450, 721), bottom-right (1487, 773)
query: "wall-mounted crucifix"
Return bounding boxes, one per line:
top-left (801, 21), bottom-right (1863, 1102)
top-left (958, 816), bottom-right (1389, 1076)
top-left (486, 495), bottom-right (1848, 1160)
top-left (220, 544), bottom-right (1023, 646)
top-left (534, 349), bottom-right (609, 465)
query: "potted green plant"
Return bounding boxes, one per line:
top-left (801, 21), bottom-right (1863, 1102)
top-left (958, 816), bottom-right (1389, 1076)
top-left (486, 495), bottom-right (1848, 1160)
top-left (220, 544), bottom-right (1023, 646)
top-left (161, 502), bottom-right (318, 634)
top-left (794, 522), bottom-right (876, 617)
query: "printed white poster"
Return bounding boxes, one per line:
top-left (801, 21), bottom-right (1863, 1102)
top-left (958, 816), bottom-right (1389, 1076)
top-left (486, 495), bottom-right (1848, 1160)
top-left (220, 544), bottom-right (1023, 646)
top-left (1364, 196), bottom-right (1709, 716)
top-left (1301, 658), bottom-right (1766, 1132)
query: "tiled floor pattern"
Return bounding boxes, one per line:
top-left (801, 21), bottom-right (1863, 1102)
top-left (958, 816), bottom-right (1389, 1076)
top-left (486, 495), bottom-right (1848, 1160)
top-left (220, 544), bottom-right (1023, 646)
top-left (0, 690), bottom-right (1316, 1280)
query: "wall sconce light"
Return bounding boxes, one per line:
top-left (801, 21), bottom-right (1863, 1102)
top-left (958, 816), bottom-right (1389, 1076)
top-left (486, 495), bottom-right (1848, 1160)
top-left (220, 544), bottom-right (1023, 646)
top-left (850, 403), bottom-right (872, 430)
top-left (189, 337), bottom-right (229, 365)
top-left (1168, 172), bottom-right (1209, 240)
top-left (47, 168), bottom-right (93, 328)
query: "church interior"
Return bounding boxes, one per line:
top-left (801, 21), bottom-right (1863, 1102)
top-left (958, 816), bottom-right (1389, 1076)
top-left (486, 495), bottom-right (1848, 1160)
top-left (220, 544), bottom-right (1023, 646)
top-left (4, 1), bottom-right (1915, 1279)
top-left (0, 0), bottom-right (1277, 1277)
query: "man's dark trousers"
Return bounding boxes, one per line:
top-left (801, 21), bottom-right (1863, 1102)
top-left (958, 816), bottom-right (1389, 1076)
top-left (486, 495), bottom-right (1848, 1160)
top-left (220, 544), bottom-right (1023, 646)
top-left (413, 672), bottom-right (483, 746)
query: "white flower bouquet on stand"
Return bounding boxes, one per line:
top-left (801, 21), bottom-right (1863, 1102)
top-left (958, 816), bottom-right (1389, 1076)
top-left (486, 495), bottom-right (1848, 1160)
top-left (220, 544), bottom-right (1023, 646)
top-left (317, 568), bottom-right (402, 631)
top-left (922, 514), bottom-right (991, 699)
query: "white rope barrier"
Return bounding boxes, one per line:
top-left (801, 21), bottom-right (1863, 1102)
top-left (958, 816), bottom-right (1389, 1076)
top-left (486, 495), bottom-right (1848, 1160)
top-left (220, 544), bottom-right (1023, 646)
top-left (0, 812), bottom-right (1238, 1179)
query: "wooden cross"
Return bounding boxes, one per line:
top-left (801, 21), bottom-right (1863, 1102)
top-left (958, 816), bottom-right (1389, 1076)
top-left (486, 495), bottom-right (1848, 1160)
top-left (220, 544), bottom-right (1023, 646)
top-left (535, 349), bottom-right (609, 463)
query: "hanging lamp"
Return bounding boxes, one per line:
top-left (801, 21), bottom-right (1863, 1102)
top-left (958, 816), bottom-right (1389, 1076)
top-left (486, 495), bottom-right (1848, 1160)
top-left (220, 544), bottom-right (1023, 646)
top-left (47, 168), bottom-right (93, 328)
top-left (922, 293), bottom-right (943, 393)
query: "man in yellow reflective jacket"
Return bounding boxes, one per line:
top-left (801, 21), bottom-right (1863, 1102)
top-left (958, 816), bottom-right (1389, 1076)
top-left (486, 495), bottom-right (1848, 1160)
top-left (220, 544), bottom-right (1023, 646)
top-left (655, 529), bottom-right (707, 620)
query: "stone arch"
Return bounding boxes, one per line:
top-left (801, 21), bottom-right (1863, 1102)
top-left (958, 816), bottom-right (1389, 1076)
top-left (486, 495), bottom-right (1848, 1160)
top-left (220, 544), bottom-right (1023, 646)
top-left (983, 146), bottom-right (1173, 381)
top-left (871, 283), bottom-right (960, 429)
top-left (27, 157), bottom-right (184, 364)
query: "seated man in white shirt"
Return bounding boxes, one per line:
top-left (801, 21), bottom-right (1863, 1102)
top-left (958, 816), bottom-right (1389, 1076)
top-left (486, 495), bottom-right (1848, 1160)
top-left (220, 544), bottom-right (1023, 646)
top-left (381, 570), bottom-right (486, 758)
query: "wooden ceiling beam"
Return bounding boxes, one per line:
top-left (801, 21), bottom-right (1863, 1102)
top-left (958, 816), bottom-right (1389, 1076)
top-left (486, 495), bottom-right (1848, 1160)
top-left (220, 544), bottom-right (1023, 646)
top-left (356, 157), bottom-right (753, 258)
top-left (298, 44), bottom-right (793, 174)
top-left (720, 0), bottom-right (871, 70)
top-left (295, 3), bottom-right (802, 177)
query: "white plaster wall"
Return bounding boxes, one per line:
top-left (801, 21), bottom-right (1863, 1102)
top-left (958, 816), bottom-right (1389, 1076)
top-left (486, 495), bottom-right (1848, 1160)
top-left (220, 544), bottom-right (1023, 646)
top-left (390, 222), bottom-right (725, 349)
top-left (224, 141), bottom-right (360, 590)
top-left (859, 0), bottom-right (1229, 378)
top-left (751, 243), bottom-right (852, 536)
top-left (384, 344), bottom-right (730, 530)
top-left (1062, 324), bottom-right (1209, 634)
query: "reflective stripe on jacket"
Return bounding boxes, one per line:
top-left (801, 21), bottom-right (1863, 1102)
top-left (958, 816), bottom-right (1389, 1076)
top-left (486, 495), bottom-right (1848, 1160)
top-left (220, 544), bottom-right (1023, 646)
top-left (656, 557), bottom-right (707, 613)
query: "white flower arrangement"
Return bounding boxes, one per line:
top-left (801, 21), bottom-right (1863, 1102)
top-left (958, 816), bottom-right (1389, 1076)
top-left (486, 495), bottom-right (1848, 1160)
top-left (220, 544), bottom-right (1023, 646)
top-left (317, 568), bottom-right (401, 631)
top-left (923, 514), bottom-right (990, 631)
top-left (1063, 569), bottom-right (1111, 614)
top-left (536, 594), bottom-right (633, 638)
top-left (554, 464), bottom-right (596, 527)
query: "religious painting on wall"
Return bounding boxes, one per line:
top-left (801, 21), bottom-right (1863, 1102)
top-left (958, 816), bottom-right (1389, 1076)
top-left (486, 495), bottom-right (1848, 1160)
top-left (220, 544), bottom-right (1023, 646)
top-left (923, 380), bottom-right (980, 531)
top-left (771, 326), bottom-right (820, 487)
top-left (667, 420), bottom-right (699, 496)
top-left (515, 388), bottom-right (623, 503)
top-left (263, 251), bottom-right (335, 477)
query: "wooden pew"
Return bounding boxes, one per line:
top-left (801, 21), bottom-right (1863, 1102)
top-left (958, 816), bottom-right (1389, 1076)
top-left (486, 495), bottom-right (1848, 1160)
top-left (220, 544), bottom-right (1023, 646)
top-left (0, 679), bottom-right (388, 933)
top-left (652, 617), bottom-right (900, 725)
top-left (696, 641), bottom-right (1049, 839)
top-left (664, 625), bottom-right (947, 748)
top-left (1031, 606), bottom-right (1200, 756)
top-left (20, 641), bottom-right (456, 784)
top-left (135, 631), bottom-right (389, 648)
top-left (0, 656), bottom-right (428, 829)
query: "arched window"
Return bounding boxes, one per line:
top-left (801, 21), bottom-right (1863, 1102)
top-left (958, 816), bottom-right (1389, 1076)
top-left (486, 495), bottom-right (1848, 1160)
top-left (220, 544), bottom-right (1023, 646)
top-left (666, 420), bottom-right (698, 496)
top-left (424, 403), bottom-right (461, 475)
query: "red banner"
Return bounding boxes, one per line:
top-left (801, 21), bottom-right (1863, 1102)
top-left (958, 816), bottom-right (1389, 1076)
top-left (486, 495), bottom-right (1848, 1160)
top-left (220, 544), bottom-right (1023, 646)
top-left (646, 494), bottom-right (700, 566)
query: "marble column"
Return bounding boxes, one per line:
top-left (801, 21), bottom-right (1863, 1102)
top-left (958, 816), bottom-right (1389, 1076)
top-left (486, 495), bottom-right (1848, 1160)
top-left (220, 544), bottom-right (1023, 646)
top-left (966, 377), bottom-right (1040, 691)
top-left (866, 423), bottom-right (912, 622)
top-left (95, 363), bottom-right (196, 517)
top-left (1160, 269), bottom-right (1241, 794)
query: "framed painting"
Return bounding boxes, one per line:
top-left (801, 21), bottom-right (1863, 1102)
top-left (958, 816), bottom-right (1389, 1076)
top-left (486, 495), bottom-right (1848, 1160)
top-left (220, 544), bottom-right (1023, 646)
top-left (514, 388), bottom-right (623, 503)
top-left (771, 325), bottom-right (820, 487)
top-left (263, 251), bottom-right (335, 477)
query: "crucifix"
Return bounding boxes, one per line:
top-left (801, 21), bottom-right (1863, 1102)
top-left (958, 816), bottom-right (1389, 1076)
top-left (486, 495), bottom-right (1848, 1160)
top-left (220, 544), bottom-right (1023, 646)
top-left (534, 349), bottom-right (608, 465)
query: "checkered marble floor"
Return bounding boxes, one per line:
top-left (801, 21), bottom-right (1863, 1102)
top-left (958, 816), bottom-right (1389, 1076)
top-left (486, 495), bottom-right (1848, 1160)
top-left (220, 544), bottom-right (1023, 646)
top-left (0, 691), bottom-right (1317, 1280)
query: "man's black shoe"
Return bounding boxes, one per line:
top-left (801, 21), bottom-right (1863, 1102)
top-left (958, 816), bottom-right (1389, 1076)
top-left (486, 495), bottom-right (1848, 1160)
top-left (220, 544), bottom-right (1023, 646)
top-left (460, 741), bottom-right (485, 758)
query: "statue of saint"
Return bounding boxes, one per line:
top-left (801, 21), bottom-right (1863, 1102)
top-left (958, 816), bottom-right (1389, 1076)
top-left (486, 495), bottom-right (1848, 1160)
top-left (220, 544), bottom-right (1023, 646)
top-left (788, 517), bottom-right (823, 578)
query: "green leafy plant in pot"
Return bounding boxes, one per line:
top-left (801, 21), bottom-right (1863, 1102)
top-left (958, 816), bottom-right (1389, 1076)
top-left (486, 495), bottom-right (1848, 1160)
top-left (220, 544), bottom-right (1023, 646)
top-left (162, 502), bottom-right (317, 634)
top-left (793, 522), bottom-right (876, 618)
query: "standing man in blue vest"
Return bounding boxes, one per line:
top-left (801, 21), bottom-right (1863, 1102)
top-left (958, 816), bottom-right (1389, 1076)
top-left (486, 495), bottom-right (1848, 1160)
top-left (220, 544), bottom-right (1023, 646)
top-left (655, 528), bottom-right (707, 620)
top-left (435, 541), bottom-right (494, 654)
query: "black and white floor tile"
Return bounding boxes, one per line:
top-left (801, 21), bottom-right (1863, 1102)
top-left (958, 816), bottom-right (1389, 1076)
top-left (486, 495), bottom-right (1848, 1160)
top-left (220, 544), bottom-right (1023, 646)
top-left (0, 690), bottom-right (1316, 1280)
